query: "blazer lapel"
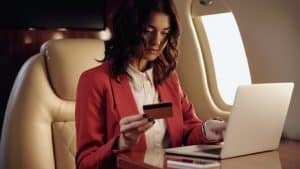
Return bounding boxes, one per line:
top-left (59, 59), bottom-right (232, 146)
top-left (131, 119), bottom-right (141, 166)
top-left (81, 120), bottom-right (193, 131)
top-left (110, 74), bottom-right (146, 150)
top-left (110, 75), bottom-right (140, 118)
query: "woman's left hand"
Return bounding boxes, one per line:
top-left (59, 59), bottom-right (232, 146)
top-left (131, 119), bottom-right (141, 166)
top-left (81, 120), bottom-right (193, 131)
top-left (203, 119), bottom-right (227, 142)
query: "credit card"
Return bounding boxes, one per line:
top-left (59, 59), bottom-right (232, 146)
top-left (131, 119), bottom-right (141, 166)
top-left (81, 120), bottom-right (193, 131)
top-left (143, 102), bottom-right (173, 119)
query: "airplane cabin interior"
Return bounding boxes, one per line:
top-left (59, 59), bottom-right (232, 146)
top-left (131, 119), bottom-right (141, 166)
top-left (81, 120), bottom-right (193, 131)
top-left (0, 0), bottom-right (299, 169)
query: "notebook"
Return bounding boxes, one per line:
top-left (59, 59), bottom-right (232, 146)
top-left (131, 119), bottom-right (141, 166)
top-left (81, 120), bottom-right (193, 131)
top-left (165, 83), bottom-right (294, 159)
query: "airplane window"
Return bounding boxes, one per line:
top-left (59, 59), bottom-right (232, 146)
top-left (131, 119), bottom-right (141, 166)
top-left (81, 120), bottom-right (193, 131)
top-left (196, 12), bottom-right (251, 105)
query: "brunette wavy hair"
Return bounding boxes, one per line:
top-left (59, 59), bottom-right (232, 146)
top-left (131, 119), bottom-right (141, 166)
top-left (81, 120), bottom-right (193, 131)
top-left (104, 0), bottom-right (180, 85)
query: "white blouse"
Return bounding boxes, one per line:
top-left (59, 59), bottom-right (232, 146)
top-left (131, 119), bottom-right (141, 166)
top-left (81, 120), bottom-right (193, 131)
top-left (119, 64), bottom-right (167, 149)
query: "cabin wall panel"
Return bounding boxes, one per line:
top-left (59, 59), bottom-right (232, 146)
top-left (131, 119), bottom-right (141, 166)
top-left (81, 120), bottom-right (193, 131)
top-left (226, 0), bottom-right (300, 140)
top-left (174, 0), bottom-right (300, 139)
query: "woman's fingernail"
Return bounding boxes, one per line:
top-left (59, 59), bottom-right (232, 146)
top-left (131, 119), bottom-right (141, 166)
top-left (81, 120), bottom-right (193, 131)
top-left (143, 114), bottom-right (148, 118)
top-left (148, 117), bottom-right (154, 122)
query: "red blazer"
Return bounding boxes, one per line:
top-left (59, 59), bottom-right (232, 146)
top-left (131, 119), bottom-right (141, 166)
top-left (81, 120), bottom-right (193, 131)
top-left (75, 62), bottom-right (209, 169)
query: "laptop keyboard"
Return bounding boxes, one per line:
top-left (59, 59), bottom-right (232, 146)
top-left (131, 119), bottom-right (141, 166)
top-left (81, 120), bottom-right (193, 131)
top-left (201, 148), bottom-right (222, 155)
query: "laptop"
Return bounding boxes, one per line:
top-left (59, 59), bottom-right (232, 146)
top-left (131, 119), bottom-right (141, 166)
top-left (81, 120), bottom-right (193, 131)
top-left (165, 83), bottom-right (294, 159)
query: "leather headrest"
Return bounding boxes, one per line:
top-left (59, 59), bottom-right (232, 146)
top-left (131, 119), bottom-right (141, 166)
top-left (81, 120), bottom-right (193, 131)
top-left (41, 39), bottom-right (104, 100)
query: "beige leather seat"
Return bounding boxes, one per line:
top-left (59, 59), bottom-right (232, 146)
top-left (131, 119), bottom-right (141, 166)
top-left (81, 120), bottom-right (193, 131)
top-left (0, 39), bottom-right (104, 169)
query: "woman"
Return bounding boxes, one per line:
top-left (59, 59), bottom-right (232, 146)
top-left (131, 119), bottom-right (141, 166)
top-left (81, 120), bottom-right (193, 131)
top-left (75, 0), bottom-right (226, 168)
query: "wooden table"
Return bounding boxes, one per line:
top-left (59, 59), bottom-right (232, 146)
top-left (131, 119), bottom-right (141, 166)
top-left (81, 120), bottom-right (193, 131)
top-left (117, 139), bottom-right (300, 169)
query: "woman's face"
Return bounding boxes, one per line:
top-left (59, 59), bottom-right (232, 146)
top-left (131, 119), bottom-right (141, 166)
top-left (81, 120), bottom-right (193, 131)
top-left (136, 12), bottom-right (170, 69)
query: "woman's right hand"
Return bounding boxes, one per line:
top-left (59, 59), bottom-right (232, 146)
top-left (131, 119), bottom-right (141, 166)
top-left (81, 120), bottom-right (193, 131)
top-left (119, 114), bottom-right (155, 148)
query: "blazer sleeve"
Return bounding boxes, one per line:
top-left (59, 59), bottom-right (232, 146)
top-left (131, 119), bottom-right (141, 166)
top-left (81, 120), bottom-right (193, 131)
top-left (75, 70), bottom-right (119, 169)
top-left (172, 72), bottom-right (210, 145)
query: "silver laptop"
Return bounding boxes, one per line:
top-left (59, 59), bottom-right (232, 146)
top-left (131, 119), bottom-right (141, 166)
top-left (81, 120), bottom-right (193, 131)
top-left (165, 83), bottom-right (294, 159)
